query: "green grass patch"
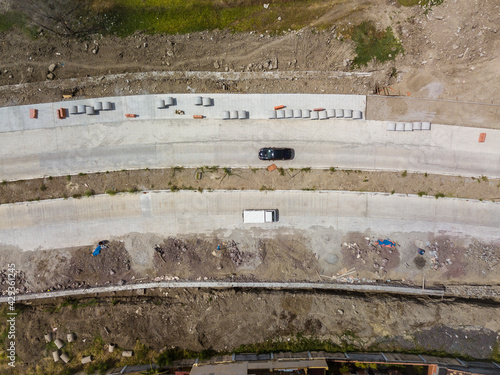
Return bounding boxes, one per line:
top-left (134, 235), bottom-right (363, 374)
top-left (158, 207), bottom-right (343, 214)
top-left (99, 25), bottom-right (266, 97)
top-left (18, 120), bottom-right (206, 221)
top-left (351, 20), bottom-right (403, 67)
top-left (397, 0), bottom-right (444, 8)
top-left (0, 11), bottom-right (28, 33)
top-left (93, 0), bottom-right (335, 36)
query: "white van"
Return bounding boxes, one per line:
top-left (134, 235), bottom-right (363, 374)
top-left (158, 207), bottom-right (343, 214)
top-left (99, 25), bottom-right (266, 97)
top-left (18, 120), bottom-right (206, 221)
top-left (242, 209), bottom-right (278, 223)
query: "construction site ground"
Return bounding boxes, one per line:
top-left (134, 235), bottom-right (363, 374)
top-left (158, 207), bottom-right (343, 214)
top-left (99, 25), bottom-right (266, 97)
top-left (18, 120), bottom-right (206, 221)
top-left (0, 0), bottom-right (499, 372)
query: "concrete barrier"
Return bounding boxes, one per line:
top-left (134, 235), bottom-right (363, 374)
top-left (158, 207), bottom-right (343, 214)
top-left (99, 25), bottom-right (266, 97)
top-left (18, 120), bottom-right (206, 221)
top-left (81, 355), bottom-right (93, 364)
top-left (60, 353), bottom-right (70, 363)
top-left (122, 350), bottom-right (134, 357)
top-left (55, 339), bottom-right (64, 349)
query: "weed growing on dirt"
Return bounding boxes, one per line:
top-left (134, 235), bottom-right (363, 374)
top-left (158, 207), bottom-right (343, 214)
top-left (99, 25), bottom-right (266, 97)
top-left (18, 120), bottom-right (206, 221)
top-left (72, 193), bottom-right (82, 199)
top-left (106, 189), bottom-right (117, 196)
top-left (481, 175), bottom-right (488, 182)
top-left (329, 167), bottom-right (336, 173)
top-left (401, 170), bottom-right (408, 177)
top-left (171, 166), bottom-right (184, 177)
top-left (126, 186), bottom-right (139, 193)
top-left (259, 185), bottom-right (274, 191)
top-left (417, 191), bottom-right (427, 197)
top-left (351, 21), bottom-right (403, 67)
top-left (66, 175), bottom-right (71, 181)
top-left (40, 184), bottom-right (47, 191)
top-left (434, 192), bottom-right (445, 199)
top-left (84, 189), bottom-right (95, 197)
top-left (391, 189), bottom-right (395, 194)
top-left (78, 172), bottom-right (87, 176)
top-left (278, 167), bottom-right (285, 176)
top-left (1, 180), bottom-right (6, 185)
top-left (301, 167), bottom-right (312, 173)
top-left (205, 165), bottom-right (219, 173)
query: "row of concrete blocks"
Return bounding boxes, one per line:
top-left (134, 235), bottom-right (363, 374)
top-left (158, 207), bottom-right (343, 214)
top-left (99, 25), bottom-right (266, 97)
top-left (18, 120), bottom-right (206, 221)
top-left (269, 109), bottom-right (363, 120)
top-left (222, 110), bottom-right (248, 119)
top-left (194, 96), bottom-right (213, 106)
top-left (69, 102), bottom-right (113, 115)
top-left (387, 122), bottom-right (431, 131)
top-left (156, 97), bottom-right (175, 108)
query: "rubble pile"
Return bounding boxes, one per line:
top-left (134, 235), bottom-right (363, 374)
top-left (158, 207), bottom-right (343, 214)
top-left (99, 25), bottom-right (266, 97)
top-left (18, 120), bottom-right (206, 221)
top-left (466, 242), bottom-right (499, 270)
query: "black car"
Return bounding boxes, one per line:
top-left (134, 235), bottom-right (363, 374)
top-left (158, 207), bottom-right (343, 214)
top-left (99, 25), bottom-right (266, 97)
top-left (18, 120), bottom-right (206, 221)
top-left (259, 147), bottom-right (294, 161)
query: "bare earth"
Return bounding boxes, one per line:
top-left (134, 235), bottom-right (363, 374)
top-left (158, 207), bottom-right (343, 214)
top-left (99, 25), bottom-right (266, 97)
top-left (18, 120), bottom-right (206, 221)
top-left (0, 0), bottom-right (500, 372)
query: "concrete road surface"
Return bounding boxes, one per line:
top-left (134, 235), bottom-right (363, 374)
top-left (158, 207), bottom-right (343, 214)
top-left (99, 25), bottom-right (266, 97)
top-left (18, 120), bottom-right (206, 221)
top-left (0, 190), bottom-right (498, 251)
top-left (0, 119), bottom-right (499, 180)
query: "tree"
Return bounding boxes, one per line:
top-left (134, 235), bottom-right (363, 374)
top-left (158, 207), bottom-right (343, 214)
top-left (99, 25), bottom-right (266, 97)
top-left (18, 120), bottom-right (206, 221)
top-left (11, 0), bottom-right (102, 37)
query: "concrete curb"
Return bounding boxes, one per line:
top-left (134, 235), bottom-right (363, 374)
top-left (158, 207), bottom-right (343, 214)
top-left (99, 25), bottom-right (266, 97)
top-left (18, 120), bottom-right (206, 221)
top-left (0, 281), bottom-right (444, 303)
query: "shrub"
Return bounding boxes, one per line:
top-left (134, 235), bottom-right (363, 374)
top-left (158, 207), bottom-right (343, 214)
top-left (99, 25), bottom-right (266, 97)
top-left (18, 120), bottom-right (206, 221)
top-left (84, 189), bottom-right (94, 197)
top-left (351, 21), bottom-right (404, 67)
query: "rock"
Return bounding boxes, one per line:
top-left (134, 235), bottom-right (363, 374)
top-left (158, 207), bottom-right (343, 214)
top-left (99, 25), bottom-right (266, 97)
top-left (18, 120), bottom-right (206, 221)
top-left (92, 46), bottom-right (99, 54)
top-left (214, 61), bottom-right (220, 69)
top-left (143, 42), bottom-right (148, 48)
top-left (118, 279), bottom-right (126, 286)
top-left (46, 73), bottom-right (54, 80)
top-left (48, 63), bottom-right (57, 72)
top-left (337, 309), bottom-right (344, 315)
top-left (109, 269), bottom-right (115, 276)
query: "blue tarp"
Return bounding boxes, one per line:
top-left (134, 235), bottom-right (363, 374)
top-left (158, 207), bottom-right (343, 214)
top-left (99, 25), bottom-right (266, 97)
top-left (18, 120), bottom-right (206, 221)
top-left (92, 245), bottom-right (102, 256)
top-left (378, 239), bottom-right (396, 247)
